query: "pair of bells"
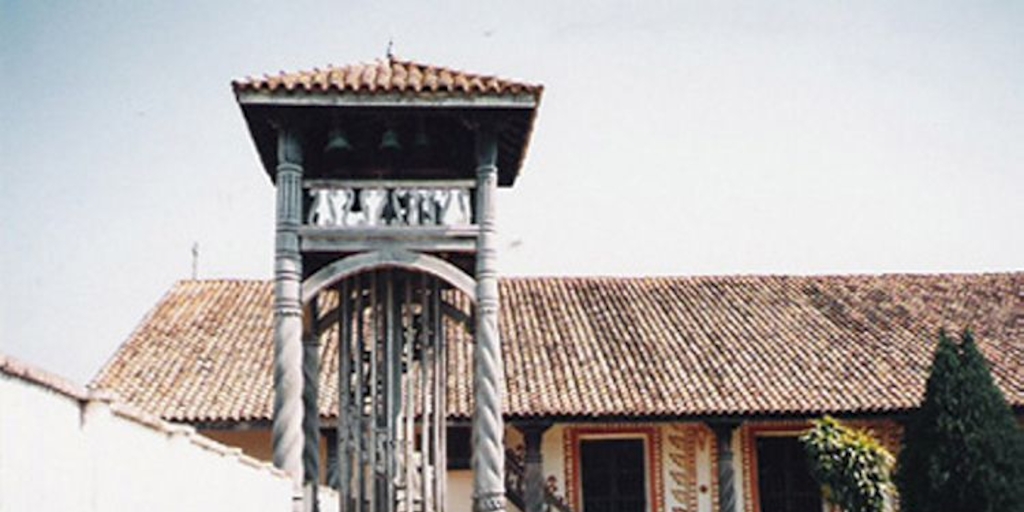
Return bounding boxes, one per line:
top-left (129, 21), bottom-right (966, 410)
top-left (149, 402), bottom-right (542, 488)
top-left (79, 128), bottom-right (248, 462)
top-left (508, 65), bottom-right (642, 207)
top-left (324, 127), bottom-right (429, 155)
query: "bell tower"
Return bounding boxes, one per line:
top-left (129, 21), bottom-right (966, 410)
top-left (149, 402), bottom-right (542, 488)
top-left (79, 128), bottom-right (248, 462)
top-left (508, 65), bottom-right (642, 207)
top-left (233, 58), bottom-right (542, 512)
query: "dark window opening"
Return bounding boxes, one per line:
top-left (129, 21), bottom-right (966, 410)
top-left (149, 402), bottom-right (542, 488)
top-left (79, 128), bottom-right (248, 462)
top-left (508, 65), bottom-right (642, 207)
top-left (447, 426), bottom-right (471, 470)
top-left (756, 436), bottom-right (821, 512)
top-left (580, 438), bottom-right (647, 512)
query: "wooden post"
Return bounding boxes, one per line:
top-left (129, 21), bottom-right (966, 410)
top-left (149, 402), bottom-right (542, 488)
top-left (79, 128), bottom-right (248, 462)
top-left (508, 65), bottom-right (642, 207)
top-left (521, 424), bottom-right (551, 512)
top-left (273, 126), bottom-right (306, 509)
top-left (325, 429), bottom-right (339, 490)
top-left (433, 277), bottom-right (447, 512)
top-left (711, 422), bottom-right (740, 512)
top-left (337, 279), bottom-right (352, 510)
top-left (303, 301), bottom-right (322, 512)
top-left (472, 125), bottom-right (506, 512)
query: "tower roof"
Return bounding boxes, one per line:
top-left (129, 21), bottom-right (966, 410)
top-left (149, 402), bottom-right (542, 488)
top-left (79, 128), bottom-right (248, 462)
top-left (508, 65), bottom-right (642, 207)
top-left (233, 58), bottom-right (543, 186)
top-left (233, 57), bottom-right (542, 102)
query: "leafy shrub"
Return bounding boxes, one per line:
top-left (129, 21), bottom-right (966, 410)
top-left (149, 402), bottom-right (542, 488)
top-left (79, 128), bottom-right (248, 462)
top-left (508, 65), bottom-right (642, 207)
top-left (800, 416), bottom-right (895, 512)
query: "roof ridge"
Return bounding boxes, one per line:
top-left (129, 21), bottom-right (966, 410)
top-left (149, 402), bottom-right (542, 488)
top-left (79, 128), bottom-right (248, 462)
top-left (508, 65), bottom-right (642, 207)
top-left (174, 278), bottom-right (271, 284)
top-left (90, 282), bottom-right (185, 387)
top-left (135, 272), bottom-right (1023, 287)
top-left (232, 58), bottom-right (542, 96)
top-left (501, 271), bottom-right (1024, 281)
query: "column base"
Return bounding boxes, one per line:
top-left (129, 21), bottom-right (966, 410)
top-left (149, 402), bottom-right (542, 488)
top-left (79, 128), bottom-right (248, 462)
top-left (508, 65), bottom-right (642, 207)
top-left (474, 491), bottom-right (507, 512)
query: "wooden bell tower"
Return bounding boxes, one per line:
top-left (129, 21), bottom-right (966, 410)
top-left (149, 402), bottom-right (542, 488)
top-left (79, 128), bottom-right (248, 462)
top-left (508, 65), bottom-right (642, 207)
top-left (233, 58), bottom-right (542, 512)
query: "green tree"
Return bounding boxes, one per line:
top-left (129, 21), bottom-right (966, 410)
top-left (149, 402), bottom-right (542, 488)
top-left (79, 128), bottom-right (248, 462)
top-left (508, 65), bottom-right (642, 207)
top-left (800, 416), bottom-right (895, 512)
top-left (897, 329), bottom-right (1024, 512)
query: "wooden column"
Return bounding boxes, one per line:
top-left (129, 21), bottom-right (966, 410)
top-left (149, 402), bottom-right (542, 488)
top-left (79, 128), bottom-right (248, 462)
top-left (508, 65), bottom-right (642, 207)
top-left (472, 125), bottom-right (506, 512)
top-left (521, 424), bottom-right (551, 512)
top-left (324, 429), bottom-right (339, 490)
top-left (273, 126), bottom-right (306, 506)
top-left (711, 422), bottom-right (740, 512)
top-left (303, 301), bottom-right (321, 512)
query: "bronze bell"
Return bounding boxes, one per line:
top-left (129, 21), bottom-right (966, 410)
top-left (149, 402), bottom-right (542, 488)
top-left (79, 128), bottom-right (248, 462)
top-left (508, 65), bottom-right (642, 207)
top-left (413, 126), bottom-right (429, 149)
top-left (324, 128), bottom-right (352, 154)
top-left (379, 128), bottom-right (402, 152)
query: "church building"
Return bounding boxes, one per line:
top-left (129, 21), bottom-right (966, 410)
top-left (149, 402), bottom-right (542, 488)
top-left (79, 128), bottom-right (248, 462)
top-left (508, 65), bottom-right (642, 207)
top-left (91, 58), bottom-right (1024, 512)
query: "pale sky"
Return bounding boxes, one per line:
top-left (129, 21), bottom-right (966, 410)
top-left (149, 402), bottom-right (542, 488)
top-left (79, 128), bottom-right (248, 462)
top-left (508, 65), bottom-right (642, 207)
top-left (2, 0), bottom-right (1022, 385)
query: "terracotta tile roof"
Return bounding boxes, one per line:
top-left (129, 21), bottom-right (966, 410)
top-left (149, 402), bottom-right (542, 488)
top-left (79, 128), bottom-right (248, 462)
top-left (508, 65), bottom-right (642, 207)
top-left (2, 352), bottom-right (88, 400)
top-left (92, 274), bottom-right (1024, 423)
top-left (232, 57), bottom-right (542, 99)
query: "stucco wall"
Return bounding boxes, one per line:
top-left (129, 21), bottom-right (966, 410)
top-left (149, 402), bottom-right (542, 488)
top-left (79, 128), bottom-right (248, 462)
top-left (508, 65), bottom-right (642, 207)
top-left (185, 417), bottom-right (916, 512)
top-left (0, 370), bottom-right (296, 512)
top-left (540, 420), bottom-right (897, 512)
top-left (202, 428), bottom-right (274, 462)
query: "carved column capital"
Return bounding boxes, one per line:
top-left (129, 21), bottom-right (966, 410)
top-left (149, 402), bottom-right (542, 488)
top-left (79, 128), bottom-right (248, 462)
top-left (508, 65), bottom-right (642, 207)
top-left (276, 125), bottom-right (305, 167)
top-left (474, 124), bottom-right (499, 173)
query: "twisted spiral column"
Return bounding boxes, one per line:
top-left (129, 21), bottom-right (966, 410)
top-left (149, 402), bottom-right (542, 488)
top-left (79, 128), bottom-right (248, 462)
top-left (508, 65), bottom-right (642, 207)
top-left (273, 127), bottom-right (306, 503)
top-left (712, 422), bottom-right (740, 512)
top-left (303, 301), bottom-right (321, 512)
top-left (472, 126), bottom-right (507, 512)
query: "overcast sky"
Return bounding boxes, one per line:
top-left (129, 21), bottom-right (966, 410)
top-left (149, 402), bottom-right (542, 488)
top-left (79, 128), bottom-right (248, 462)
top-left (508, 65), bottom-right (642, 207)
top-left (2, 0), bottom-right (1022, 385)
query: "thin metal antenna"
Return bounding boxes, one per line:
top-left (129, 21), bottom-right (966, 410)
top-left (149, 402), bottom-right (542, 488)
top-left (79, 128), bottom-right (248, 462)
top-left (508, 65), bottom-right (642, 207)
top-left (191, 242), bottom-right (199, 279)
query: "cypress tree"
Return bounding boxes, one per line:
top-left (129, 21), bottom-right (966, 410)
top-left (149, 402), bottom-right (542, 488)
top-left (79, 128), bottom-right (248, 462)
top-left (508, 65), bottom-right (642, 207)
top-left (897, 330), bottom-right (1024, 512)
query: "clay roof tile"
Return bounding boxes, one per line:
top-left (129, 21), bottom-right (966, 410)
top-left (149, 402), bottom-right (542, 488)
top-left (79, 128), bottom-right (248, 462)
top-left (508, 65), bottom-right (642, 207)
top-left (233, 59), bottom-right (541, 100)
top-left (93, 274), bottom-right (1024, 422)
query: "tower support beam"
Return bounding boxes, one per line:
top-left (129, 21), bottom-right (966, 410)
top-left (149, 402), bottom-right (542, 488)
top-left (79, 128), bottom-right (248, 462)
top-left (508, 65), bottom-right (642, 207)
top-left (472, 125), bottom-right (507, 512)
top-left (273, 126), bottom-right (306, 509)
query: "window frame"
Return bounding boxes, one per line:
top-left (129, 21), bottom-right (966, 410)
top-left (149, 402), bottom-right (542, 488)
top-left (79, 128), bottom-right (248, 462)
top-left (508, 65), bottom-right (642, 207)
top-left (564, 426), bottom-right (664, 512)
top-left (744, 424), bottom-right (824, 512)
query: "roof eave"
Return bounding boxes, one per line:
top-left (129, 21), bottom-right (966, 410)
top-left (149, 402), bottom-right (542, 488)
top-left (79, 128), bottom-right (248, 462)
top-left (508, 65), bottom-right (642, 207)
top-left (234, 90), bottom-right (541, 110)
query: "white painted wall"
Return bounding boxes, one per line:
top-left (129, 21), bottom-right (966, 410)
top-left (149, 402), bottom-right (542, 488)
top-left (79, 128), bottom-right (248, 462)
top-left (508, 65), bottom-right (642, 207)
top-left (0, 370), bottom-right (296, 512)
top-left (541, 424), bottom-right (567, 500)
top-left (448, 469), bottom-right (474, 512)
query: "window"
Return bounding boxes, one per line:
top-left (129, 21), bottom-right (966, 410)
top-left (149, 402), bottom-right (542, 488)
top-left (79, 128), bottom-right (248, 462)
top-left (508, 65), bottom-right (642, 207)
top-left (447, 426), bottom-right (471, 470)
top-left (565, 426), bottom-right (664, 512)
top-left (753, 435), bottom-right (821, 512)
top-left (581, 439), bottom-right (647, 512)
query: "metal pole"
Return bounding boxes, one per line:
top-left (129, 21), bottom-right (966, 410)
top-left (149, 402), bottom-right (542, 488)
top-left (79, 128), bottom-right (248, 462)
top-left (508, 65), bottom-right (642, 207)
top-left (369, 271), bottom-right (379, 512)
top-left (419, 274), bottom-right (432, 512)
top-left (403, 277), bottom-right (415, 512)
top-left (355, 275), bottom-right (367, 512)
top-left (385, 270), bottom-right (398, 512)
top-left (339, 280), bottom-right (352, 512)
top-left (434, 278), bottom-right (447, 512)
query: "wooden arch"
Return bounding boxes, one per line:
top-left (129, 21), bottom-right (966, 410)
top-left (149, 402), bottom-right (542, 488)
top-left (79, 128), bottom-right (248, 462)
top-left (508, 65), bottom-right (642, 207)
top-left (301, 248), bottom-right (477, 304)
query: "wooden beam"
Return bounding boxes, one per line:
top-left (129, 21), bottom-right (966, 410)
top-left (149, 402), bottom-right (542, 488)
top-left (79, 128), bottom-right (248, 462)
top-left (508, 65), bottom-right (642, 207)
top-left (236, 91), bottom-right (540, 109)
